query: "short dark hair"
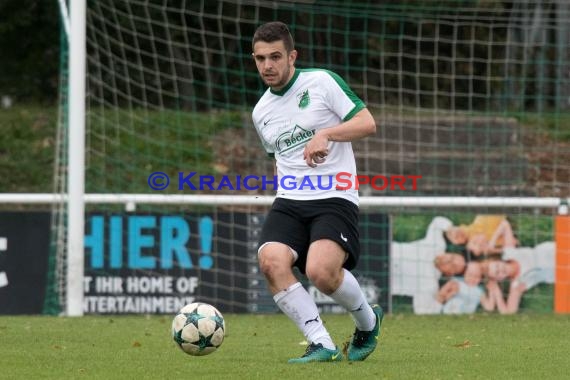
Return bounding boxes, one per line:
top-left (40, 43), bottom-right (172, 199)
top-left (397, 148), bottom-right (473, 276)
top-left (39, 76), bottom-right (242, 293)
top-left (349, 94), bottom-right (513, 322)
top-left (252, 21), bottom-right (294, 52)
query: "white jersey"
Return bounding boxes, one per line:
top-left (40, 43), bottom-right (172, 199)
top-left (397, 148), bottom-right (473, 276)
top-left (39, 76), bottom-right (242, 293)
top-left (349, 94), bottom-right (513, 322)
top-left (252, 68), bottom-right (366, 205)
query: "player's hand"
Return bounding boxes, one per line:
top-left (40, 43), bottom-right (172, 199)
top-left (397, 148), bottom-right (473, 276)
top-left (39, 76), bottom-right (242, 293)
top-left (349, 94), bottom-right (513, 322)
top-left (303, 131), bottom-right (329, 167)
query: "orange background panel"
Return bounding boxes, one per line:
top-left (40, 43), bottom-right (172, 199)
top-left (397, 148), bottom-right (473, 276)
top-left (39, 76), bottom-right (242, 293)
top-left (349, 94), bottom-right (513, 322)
top-left (555, 216), bottom-right (570, 313)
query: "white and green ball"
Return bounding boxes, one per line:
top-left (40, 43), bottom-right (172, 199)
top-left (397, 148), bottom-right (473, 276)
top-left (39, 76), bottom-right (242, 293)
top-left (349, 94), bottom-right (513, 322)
top-left (172, 302), bottom-right (226, 356)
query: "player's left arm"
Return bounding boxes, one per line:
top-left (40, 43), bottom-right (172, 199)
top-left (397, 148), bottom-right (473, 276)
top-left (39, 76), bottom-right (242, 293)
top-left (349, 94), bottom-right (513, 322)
top-left (303, 108), bottom-right (376, 167)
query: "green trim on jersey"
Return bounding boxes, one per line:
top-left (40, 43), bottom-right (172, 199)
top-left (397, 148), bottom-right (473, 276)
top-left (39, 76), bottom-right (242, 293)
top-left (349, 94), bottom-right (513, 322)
top-left (343, 103), bottom-right (365, 122)
top-left (270, 69), bottom-right (301, 96)
top-left (298, 68), bottom-right (365, 121)
top-left (269, 68), bottom-right (366, 122)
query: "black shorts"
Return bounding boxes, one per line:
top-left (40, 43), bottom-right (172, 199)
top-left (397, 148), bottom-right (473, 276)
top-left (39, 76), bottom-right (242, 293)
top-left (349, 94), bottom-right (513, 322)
top-left (258, 197), bottom-right (360, 274)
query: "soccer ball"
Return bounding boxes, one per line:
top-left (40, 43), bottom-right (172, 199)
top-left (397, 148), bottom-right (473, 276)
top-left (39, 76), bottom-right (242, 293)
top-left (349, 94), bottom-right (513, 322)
top-left (171, 302), bottom-right (226, 356)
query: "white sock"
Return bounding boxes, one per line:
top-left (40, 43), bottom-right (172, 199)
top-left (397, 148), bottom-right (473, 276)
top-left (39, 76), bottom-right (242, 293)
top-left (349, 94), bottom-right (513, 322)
top-left (328, 269), bottom-right (376, 331)
top-left (274, 282), bottom-right (335, 350)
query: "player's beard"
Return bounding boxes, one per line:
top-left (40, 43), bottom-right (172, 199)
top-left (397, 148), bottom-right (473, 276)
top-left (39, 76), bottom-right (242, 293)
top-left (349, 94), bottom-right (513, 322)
top-left (265, 65), bottom-right (291, 90)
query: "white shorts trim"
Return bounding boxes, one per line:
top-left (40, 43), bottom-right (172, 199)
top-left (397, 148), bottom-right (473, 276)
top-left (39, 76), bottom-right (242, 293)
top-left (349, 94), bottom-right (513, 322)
top-left (257, 241), bottom-right (299, 262)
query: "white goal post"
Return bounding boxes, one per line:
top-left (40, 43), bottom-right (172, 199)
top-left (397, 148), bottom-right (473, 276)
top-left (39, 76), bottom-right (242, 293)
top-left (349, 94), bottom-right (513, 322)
top-left (58, 0), bottom-right (87, 317)
top-left (1, 193), bottom-right (568, 316)
top-left (2, 193), bottom-right (567, 209)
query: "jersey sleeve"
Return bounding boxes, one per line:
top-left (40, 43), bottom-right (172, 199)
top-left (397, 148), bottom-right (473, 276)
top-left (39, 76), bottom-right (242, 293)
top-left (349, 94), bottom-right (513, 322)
top-left (322, 70), bottom-right (366, 121)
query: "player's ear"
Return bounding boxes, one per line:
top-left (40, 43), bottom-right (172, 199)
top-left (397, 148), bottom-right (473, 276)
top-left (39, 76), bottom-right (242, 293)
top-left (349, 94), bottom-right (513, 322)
top-left (289, 49), bottom-right (298, 63)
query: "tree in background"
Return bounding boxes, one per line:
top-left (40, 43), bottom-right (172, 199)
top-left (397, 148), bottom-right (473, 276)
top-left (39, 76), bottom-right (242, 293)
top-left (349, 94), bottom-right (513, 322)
top-left (0, 0), bottom-right (59, 104)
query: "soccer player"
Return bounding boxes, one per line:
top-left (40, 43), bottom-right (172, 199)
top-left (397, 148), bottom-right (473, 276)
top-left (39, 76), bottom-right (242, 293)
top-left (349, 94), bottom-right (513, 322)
top-left (251, 21), bottom-right (383, 363)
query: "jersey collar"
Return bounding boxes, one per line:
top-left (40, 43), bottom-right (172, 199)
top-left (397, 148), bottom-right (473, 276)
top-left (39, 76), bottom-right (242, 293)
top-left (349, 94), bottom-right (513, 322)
top-left (270, 68), bottom-right (300, 96)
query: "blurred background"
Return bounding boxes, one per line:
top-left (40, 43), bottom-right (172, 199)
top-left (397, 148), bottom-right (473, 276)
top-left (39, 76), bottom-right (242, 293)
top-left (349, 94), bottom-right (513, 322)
top-left (0, 0), bottom-right (59, 193)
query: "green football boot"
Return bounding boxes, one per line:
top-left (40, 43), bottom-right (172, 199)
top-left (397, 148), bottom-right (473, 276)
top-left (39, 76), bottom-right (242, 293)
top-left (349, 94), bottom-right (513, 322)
top-left (288, 343), bottom-right (343, 364)
top-left (347, 304), bottom-right (384, 361)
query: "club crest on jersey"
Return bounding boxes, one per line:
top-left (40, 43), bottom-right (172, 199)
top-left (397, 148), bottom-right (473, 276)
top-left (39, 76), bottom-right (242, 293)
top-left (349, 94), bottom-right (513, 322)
top-left (275, 124), bottom-right (316, 154)
top-left (297, 89), bottom-right (310, 109)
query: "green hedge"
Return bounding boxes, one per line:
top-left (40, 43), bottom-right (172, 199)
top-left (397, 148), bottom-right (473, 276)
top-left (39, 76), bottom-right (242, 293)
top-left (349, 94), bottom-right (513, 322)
top-left (0, 106), bottom-right (57, 192)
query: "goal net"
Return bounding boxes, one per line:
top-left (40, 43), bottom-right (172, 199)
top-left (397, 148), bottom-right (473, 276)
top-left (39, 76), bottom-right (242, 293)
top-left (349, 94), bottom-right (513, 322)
top-left (49, 0), bottom-right (570, 315)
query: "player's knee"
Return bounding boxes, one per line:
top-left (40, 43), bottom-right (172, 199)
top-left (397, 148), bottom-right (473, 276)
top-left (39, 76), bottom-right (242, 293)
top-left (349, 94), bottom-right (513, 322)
top-left (305, 264), bottom-right (338, 294)
top-left (258, 247), bottom-right (291, 280)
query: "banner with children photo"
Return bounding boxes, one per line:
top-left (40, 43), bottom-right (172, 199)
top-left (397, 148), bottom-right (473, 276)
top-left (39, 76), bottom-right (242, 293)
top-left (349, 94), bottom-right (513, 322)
top-left (389, 213), bottom-right (556, 315)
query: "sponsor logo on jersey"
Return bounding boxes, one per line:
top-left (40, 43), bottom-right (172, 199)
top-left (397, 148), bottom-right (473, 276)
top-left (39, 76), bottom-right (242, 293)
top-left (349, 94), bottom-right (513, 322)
top-left (275, 124), bottom-right (316, 153)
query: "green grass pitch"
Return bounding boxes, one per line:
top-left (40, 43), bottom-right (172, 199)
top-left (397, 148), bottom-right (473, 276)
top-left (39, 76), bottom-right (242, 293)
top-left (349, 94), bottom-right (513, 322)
top-left (1, 313), bottom-right (569, 379)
